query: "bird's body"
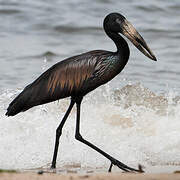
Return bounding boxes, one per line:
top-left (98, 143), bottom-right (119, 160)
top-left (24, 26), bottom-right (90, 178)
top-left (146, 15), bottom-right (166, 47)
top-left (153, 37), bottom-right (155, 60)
top-left (7, 49), bottom-right (129, 116)
top-left (6, 13), bottom-right (156, 172)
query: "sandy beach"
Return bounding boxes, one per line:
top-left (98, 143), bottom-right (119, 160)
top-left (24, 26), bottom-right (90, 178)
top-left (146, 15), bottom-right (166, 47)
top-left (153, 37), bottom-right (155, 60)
top-left (0, 172), bottom-right (180, 180)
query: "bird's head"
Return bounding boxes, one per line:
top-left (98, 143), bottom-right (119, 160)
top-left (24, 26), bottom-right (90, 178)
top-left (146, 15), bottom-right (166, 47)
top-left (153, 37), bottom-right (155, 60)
top-left (104, 13), bottom-right (157, 61)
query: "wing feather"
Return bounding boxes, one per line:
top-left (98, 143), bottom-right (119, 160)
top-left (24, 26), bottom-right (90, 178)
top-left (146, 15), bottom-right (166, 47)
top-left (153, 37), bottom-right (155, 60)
top-left (6, 50), bottom-right (112, 115)
top-left (46, 55), bottom-right (96, 97)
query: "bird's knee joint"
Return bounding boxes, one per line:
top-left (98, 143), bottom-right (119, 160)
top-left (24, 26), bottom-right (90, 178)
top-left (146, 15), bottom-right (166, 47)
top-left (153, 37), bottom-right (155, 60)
top-left (56, 128), bottom-right (62, 137)
top-left (75, 133), bottom-right (83, 140)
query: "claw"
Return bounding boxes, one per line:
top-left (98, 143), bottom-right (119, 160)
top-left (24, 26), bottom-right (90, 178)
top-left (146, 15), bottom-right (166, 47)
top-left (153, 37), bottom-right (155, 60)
top-left (110, 158), bottom-right (145, 173)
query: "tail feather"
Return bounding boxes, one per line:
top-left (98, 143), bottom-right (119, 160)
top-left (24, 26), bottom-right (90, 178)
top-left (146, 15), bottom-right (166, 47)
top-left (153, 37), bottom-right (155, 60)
top-left (5, 88), bottom-right (32, 116)
top-left (5, 77), bottom-right (62, 116)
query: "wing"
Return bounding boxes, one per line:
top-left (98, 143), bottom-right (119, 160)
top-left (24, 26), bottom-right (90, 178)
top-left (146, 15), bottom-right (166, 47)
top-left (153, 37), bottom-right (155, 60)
top-left (6, 50), bottom-right (112, 116)
top-left (45, 53), bottom-right (98, 98)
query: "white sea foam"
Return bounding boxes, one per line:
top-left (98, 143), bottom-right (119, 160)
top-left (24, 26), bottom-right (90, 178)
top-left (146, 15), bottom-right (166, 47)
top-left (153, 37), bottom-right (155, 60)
top-left (0, 83), bottom-right (180, 171)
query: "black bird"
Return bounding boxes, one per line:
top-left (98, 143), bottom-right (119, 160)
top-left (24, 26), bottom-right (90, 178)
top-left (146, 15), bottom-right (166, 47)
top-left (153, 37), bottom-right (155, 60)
top-left (6, 13), bottom-right (156, 172)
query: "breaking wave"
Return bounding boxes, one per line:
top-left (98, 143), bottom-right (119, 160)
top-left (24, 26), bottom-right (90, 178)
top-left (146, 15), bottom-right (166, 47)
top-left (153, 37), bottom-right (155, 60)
top-left (0, 83), bottom-right (180, 172)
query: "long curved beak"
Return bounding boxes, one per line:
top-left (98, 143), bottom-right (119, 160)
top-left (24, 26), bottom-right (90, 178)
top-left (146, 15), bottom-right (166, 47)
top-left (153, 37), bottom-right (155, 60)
top-left (121, 19), bottom-right (157, 61)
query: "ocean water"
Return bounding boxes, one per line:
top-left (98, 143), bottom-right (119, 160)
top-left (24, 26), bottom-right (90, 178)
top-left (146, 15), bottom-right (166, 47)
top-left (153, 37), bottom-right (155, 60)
top-left (0, 0), bottom-right (180, 173)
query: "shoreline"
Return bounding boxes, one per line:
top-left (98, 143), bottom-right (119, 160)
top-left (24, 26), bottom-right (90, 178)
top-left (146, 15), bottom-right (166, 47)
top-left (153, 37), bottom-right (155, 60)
top-left (0, 172), bottom-right (180, 180)
top-left (1, 165), bottom-right (180, 180)
top-left (1, 164), bottom-right (180, 180)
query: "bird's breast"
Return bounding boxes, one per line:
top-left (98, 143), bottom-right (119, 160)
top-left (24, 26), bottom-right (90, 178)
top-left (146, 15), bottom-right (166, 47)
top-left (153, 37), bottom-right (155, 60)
top-left (98, 55), bottom-right (124, 82)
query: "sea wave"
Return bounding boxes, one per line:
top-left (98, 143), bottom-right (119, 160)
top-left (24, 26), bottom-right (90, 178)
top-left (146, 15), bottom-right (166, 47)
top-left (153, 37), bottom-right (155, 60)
top-left (0, 83), bottom-right (180, 170)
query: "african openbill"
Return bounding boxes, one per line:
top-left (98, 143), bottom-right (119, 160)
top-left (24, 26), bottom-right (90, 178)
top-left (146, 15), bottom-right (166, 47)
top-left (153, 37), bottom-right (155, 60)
top-left (6, 13), bottom-right (156, 172)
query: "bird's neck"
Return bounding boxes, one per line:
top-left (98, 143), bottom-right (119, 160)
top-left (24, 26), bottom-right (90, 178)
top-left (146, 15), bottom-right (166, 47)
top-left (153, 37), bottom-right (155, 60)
top-left (106, 31), bottom-right (130, 60)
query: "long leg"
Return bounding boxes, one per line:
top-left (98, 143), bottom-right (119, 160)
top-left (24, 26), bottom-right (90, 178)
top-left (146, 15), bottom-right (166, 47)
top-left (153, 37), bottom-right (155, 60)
top-left (108, 163), bottom-right (113, 172)
top-left (74, 97), bottom-right (143, 173)
top-left (51, 99), bottom-right (75, 169)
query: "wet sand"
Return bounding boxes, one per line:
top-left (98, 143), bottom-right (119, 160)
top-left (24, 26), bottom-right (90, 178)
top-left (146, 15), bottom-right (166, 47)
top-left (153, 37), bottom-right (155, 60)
top-left (1, 165), bottom-right (180, 180)
top-left (1, 164), bottom-right (180, 180)
top-left (0, 172), bottom-right (180, 180)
